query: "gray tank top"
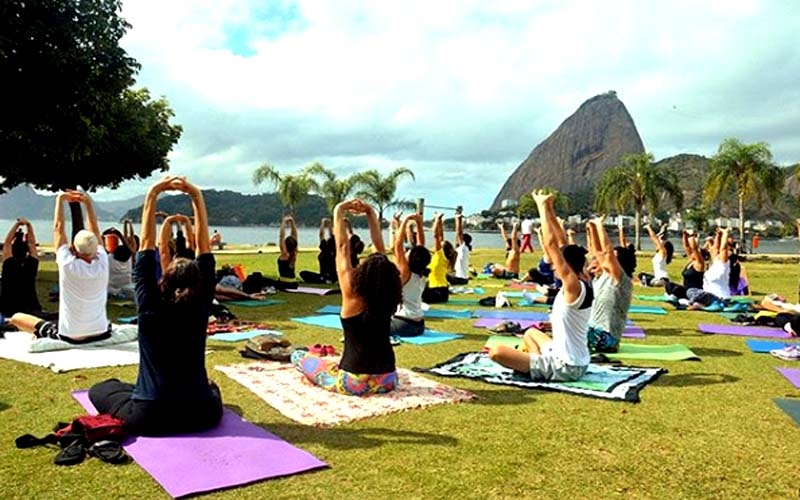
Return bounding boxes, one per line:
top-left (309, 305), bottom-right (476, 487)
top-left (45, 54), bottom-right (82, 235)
top-left (588, 272), bottom-right (633, 338)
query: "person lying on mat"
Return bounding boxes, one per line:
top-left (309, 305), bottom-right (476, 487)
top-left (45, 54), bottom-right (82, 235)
top-left (637, 224), bottom-right (673, 287)
top-left (89, 176), bottom-right (223, 436)
top-left (299, 218), bottom-right (337, 284)
top-left (488, 220), bottom-right (521, 279)
top-left (584, 216), bottom-right (635, 353)
top-left (10, 191), bottom-right (111, 344)
top-left (291, 198), bottom-right (401, 396)
top-left (663, 230), bottom-right (706, 301)
top-left (0, 218), bottom-right (43, 318)
top-left (685, 227), bottom-right (732, 310)
top-left (488, 190), bottom-right (593, 382)
top-left (391, 213), bottom-right (431, 338)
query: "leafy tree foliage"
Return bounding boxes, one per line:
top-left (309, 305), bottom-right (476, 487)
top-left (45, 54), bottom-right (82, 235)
top-left (252, 164), bottom-right (318, 216)
top-left (302, 163), bottom-right (360, 215)
top-left (354, 167), bottom-right (415, 225)
top-left (704, 138), bottom-right (783, 248)
top-left (0, 0), bottom-right (182, 192)
top-left (595, 152), bottom-right (683, 249)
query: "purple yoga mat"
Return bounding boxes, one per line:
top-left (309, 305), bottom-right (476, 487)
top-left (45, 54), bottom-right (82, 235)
top-left (776, 368), bottom-right (800, 389)
top-left (698, 323), bottom-right (792, 338)
top-left (473, 310), bottom-right (550, 320)
top-left (622, 326), bottom-right (646, 339)
top-left (72, 391), bottom-right (327, 498)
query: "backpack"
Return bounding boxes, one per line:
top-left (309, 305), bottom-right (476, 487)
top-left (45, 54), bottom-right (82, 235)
top-left (55, 414), bottom-right (127, 445)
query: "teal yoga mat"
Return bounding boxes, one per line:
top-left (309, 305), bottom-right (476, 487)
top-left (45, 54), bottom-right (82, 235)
top-left (627, 305), bottom-right (667, 315)
top-left (291, 315), bottom-right (462, 344)
top-left (774, 398), bottom-right (800, 426)
top-left (316, 305), bottom-right (473, 319)
top-left (223, 299), bottom-right (285, 307)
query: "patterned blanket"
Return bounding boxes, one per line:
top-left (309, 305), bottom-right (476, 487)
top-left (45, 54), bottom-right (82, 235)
top-left (216, 361), bottom-right (476, 426)
top-left (418, 352), bottom-right (665, 403)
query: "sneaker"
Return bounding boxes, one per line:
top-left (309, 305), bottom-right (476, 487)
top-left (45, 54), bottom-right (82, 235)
top-left (770, 345), bottom-right (800, 361)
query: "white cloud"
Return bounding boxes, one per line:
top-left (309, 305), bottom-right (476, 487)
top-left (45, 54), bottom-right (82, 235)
top-left (90, 0), bottom-right (800, 211)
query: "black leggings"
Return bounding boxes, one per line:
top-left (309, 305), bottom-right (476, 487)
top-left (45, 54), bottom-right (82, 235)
top-left (88, 379), bottom-right (223, 437)
top-left (298, 271), bottom-right (336, 284)
top-left (422, 286), bottom-right (449, 304)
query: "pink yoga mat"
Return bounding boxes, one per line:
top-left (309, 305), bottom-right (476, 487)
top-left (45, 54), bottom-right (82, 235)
top-left (698, 323), bottom-right (792, 338)
top-left (286, 286), bottom-right (339, 295)
top-left (72, 391), bottom-right (327, 498)
top-left (776, 368), bottom-right (800, 389)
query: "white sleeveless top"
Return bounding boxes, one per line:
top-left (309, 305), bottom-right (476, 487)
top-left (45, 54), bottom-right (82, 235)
top-left (548, 281), bottom-right (592, 367)
top-left (703, 259), bottom-right (731, 299)
top-left (652, 252), bottom-right (669, 279)
top-left (395, 273), bottom-right (427, 320)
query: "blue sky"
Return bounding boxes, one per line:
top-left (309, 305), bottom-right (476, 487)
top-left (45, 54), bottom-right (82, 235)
top-left (90, 0), bottom-right (800, 214)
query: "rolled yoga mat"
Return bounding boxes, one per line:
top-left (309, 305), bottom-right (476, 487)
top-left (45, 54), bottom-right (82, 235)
top-left (698, 323), bottom-right (793, 338)
top-left (72, 391), bottom-right (327, 498)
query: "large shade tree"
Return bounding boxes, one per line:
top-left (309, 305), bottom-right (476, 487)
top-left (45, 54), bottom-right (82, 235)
top-left (354, 167), bottom-right (415, 226)
top-left (0, 0), bottom-right (182, 194)
top-left (704, 138), bottom-right (783, 250)
top-left (302, 162), bottom-right (360, 215)
top-left (595, 152), bottom-right (684, 250)
top-left (252, 164), bottom-right (318, 217)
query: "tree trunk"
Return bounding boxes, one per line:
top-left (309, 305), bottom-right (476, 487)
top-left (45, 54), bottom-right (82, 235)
top-left (634, 209), bottom-right (642, 251)
top-left (738, 193), bottom-right (746, 253)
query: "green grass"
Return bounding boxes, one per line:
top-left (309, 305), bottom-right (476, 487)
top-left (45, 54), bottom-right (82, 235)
top-left (2, 249), bottom-right (800, 499)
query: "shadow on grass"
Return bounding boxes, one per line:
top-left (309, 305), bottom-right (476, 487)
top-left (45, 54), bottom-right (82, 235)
top-left (644, 327), bottom-right (701, 337)
top-left (0, 401), bottom-right (9, 412)
top-left (462, 387), bottom-right (538, 405)
top-left (255, 421), bottom-right (459, 450)
top-left (689, 347), bottom-right (743, 358)
top-left (657, 372), bottom-right (740, 387)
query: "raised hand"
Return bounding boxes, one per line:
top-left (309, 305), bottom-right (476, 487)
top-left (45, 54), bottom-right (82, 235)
top-left (531, 189), bottom-right (554, 206)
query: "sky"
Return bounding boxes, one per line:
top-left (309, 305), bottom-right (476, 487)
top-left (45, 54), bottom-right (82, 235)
top-left (89, 0), bottom-right (800, 215)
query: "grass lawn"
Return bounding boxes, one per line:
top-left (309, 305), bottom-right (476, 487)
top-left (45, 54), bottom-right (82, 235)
top-left (1, 248), bottom-right (799, 499)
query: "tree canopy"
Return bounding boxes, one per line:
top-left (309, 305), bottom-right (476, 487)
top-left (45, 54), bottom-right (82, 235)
top-left (0, 0), bottom-right (182, 192)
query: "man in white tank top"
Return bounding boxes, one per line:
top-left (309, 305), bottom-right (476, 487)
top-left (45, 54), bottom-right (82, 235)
top-left (489, 190), bottom-right (592, 382)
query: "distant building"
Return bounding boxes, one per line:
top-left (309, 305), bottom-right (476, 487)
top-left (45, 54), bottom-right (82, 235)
top-left (500, 199), bottom-right (518, 209)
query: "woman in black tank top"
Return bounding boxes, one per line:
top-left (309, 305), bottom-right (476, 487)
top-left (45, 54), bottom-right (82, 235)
top-left (291, 199), bottom-right (402, 396)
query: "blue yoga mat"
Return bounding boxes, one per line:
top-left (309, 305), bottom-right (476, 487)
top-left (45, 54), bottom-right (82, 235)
top-left (291, 315), bottom-right (461, 344)
top-left (209, 329), bottom-right (283, 342)
top-left (316, 305), bottom-right (473, 319)
top-left (223, 299), bottom-right (285, 307)
top-left (117, 316), bottom-right (137, 324)
top-left (774, 398), bottom-right (800, 427)
top-left (745, 339), bottom-right (800, 353)
top-left (628, 305), bottom-right (667, 315)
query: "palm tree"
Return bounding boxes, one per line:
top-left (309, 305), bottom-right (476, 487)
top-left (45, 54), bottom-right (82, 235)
top-left (353, 167), bottom-right (415, 225)
top-left (595, 152), bottom-right (683, 250)
top-left (704, 138), bottom-right (783, 249)
top-left (302, 162), bottom-right (359, 215)
top-left (252, 164), bottom-right (318, 217)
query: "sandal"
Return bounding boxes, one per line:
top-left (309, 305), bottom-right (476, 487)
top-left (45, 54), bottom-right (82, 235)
top-left (54, 439), bottom-right (86, 466)
top-left (88, 440), bottom-right (130, 465)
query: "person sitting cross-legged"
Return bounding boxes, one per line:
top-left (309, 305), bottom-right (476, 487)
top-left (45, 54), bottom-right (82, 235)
top-left (0, 218), bottom-right (43, 319)
top-left (88, 176), bottom-right (223, 436)
top-left (291, 198), bottom-right (401, 396)
top-left (10, 191), bottom-right (111, 344)
top-left (488, 190), bottom-right (593, 382)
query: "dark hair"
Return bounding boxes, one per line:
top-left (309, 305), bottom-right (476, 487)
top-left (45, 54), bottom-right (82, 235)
top-left (11, 230), bottom-right (28, 260)
top-left (350, 235), bottom-right (365, 255)
top-left (561, 244), bottom-right (588, 275)
top-left (443, 240), bottom-right (457, 267)
top-left (728, 255), bottom-right (741, 289)
top-left (700, 248), bottom-right (711, 261)
top-left (352, 253), bottom-right (402, 320)
top-left (614, 246), bottom-right (637, 278)
top-left (159, 257), bottom-right (203, 304)
top-left (663, 240), bottom-right (674, 264)
top-left (462, 233), bottom-right (473, 251)
top-left (285, 236), bottom-right (298, 253)
top-left (408, 245), bottom-right (431, 276)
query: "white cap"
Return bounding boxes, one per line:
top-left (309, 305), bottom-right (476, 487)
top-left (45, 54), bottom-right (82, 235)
top-left (73, 230), bottom-right (99, 257)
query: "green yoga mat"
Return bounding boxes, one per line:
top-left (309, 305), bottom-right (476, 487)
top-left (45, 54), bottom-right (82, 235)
top-left (223, 299), bottom-right (285, 307)
top-left (774, 398), bottom-right (800, 426)
top-left (484, 335), bottom-right (522, 350)
top-left (604, 343), bottom-right (700, 361)
top-left (634, 294), bottom-right (672, 302)
top-left (447, 298), bottom-right (481, 306)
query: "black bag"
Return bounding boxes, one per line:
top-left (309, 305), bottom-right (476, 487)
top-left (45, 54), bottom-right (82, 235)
top-left (242, 272), bottom-right (268, 294)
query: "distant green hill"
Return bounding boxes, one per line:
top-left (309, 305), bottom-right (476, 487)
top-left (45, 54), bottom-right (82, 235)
top-left (120, 190), bottom-right (330, 226)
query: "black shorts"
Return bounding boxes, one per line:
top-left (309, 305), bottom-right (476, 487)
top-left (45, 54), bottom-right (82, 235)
top-left (33, 320), bottom-right (112, 344)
